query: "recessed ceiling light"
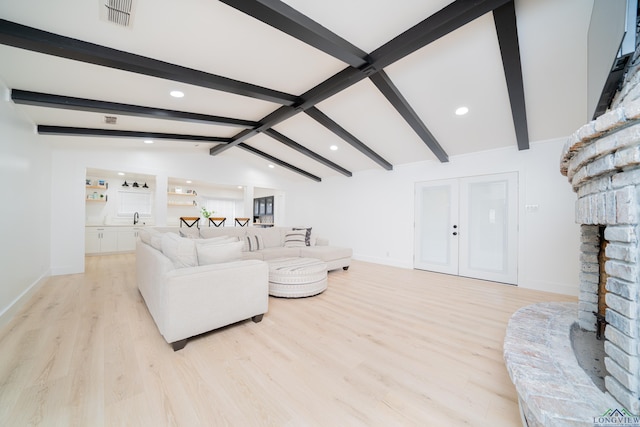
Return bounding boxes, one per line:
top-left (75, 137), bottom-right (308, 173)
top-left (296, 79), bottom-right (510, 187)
top-left (170, 90), bottom-right (184, 98)
top-left (143, 139), bottom-right (154, 144)
top-left (455, 106), bottom-right (469, 116)
top-left (268, 164), bottom-right (275, 169)
top-left (237, 186), bottom-right (243, 189)
top-left (330, 145), bottom-right (338, 151)
top-left (117, 172), bottom-right (125, 176)
top-left (186, 180), bottom-right (192, 184)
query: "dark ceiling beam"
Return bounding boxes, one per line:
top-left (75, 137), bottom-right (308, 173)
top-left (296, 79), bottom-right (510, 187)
top-left (369, 0), bottom-right (510, 70)
top-left (493, 1), bottom-right (529, 150)
top-left (208, 105), bottom-right (300, 155)
top-left (37, 125), bottom-right (233, 143)
top-left (305, 107), bottom-right (393, 171)
top-left (11, 89), bottom-right (258, 128)
top-left (219, 0), bottom-right (369, 68)
top-left (369, 71), bottom-right (449, 163)
top-left (237, 143), bottom-right (321, 182)
top-left (213, 0), bottom-right (515, 166)
top-left (263, 129), bottom-right (352, 177)
top-left (0, 19), bottom-right (299, 106)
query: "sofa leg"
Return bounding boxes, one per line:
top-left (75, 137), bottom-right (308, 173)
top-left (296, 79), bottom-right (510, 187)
top-left (251, 314), bottom-right (264, 323)
top-left (343, 266), bottom-right (350, 271)
top-left (171, 339), bottom-right (188, 351)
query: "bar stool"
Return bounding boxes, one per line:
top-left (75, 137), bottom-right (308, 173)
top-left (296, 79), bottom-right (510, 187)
top-left (234, 217), bottom-right (250, 227)
top-left (208, 217), bottom-right (226, 227)
top-left (179, 216), bottom-right (200, 228)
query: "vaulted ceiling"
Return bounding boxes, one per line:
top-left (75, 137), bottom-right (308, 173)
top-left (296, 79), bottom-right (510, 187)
top-left (0, 0), bottom-right (595, 182)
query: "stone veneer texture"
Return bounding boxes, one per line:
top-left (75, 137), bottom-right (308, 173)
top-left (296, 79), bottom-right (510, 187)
top-left (560, 80), bottom-right (640, 413)
top-left (504, 303), bottom-right (619, 426)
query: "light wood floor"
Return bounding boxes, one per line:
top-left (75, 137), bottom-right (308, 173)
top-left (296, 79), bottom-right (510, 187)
top-left (0, 255), bottom-right (576, 426)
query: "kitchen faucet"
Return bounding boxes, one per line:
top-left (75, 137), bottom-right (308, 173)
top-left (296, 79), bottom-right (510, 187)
top-left (133, 212), bottom-right (139, 225)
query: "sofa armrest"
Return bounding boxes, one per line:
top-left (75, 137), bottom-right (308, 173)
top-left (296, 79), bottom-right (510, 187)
top-left (160, 260), bottom-right (269, 343)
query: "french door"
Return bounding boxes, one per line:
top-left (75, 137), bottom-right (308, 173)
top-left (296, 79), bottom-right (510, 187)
top-left (414, 172), bottom-right (518, 285)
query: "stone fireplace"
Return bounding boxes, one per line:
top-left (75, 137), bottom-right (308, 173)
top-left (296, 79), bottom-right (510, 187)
top-left (503, 45), bottom-right (640, 427)
top-left (561, 96), bottom-right (640, 414)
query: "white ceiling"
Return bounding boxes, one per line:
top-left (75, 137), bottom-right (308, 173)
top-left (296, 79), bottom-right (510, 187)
top-left (0, 0), bottom-right (599, 182)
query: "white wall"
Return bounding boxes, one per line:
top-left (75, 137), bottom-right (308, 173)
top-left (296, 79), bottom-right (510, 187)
top-left (44, 131), bottom-right (581, 296)
top-left (0, 83), bottom-right (52, 325)
top-left (283, 138), bottom-right (580, 296)
top-left (49, 141), bottom-right (294, 274)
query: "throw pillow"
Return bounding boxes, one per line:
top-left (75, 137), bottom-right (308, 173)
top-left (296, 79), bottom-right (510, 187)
top-left (284, 230), bottom-right (306, 247)
top-left (179, 228), bottom-right (200, 239)
top-left (139, 228), bottom-right (152, 245)
top-left (243, 234), bottom-right (265, 252)
top-left (196, 240), bottom-right (244, 265)
top-left (161, 232), bottom-right (198, 268)
top-left (293, 227), bottom-right (312, 246)
top-left (150, 232), bottom-right (164, 251)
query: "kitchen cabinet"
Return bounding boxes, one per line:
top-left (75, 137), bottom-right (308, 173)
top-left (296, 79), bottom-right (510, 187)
top-left (85, 226), bottom-right (144, 254)
top-left (253, 196), bottom-right (274, 227)
top-left (85, 227), bottom-right (118, 254)
top-left (117, 227), bottom-right (144, 252)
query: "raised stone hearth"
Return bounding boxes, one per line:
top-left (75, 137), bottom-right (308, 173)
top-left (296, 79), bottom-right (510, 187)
top-left (504, 302), bottom-right (618, 426)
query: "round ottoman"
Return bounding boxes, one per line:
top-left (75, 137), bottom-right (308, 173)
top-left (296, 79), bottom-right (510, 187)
top-left (268, 257), bottom-right (328, 298)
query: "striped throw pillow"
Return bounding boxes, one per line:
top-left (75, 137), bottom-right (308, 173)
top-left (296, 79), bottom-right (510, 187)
top-left (284, 230), bottom-right (306, 247)
top-left (244, 234), bottom-right (264, 252)
top-left (293, 227), bottom-right (312, 246)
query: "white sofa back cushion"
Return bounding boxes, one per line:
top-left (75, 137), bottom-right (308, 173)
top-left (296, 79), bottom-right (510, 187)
top-left (161, 232), bottom-right (198, 268)
top-left (196, 239), bottom-right (244, 265)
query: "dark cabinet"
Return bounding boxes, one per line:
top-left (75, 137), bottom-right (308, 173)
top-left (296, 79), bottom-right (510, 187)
top-left (253, 196), bottom-right (274, 226)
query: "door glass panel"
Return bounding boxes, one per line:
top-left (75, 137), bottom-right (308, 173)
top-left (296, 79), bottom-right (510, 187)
top-left (419, 185), bottom-right (451, 265)
top-left (466, 180), bottom-right (507, 273)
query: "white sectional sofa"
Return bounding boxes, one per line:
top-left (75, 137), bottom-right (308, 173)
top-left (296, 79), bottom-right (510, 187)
top-left (135, 226), bottom-right (351, 350)
top-left (136, 230), bottom-right (269, 351)
top-left (157, 225), bottom-right (352, 271)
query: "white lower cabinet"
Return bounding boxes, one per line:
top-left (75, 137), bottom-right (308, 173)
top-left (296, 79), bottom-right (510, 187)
top-left (85, 226), bottom-right (143, 254)
top-left (85, 228), bottom-right (118, 254)
top-left (117, 227), bottom-right (143, 252)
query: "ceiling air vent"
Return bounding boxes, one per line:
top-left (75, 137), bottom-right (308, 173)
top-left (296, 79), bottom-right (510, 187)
top-left (104, 0), bottom-right (134, 27)
top-left (104, 115), bottom-right (118, 125)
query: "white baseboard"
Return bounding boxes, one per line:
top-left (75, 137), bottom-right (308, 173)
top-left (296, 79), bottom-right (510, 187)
top-left (352, 254), bottom-right (413, 269)
top-left (517, 279), bottom-right (579, 297)
top-left (0, 271), bottom-right (50, 330)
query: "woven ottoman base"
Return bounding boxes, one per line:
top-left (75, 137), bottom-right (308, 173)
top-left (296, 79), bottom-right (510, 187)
top-left (268, 257), bottom-right (328, 298)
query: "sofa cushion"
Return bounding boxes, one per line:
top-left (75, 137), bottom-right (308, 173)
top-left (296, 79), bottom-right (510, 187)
top-left (284, 230), bottom-right (306, 247)
top-left (150, 232), bottom-right (164, 251)
top-left (140, 228), bottom-right (164, 250)
top-left (196, 240), bottom-right (244, 265)
top-left (250, 227), bottom-right (284, 248)
top-left (199, 227), bottom-right (247, 239)
top-left (259, 247), bottom-right (303, 260)
top-left (139, 228), bottom-right (152, 245)
top-left (244, 234), bottom-right (265, 252)
top-left (200, 236), bottom-right (239, 245)
top-left (179, 228), bottom-right (200, 239)
top-left (161, 233), bottom-right (198, 268)
top-left (293, 227), bottom-right (312, 246)
top-left (300, 245), bottom-right (353, 262)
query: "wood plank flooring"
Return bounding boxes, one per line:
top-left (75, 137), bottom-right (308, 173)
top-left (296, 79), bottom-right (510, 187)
top-left (0, 255), bottom-right (576, 426)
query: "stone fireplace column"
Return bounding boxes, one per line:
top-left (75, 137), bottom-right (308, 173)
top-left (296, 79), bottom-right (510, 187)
top-left (561, 95), bottom-right (640, 413)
